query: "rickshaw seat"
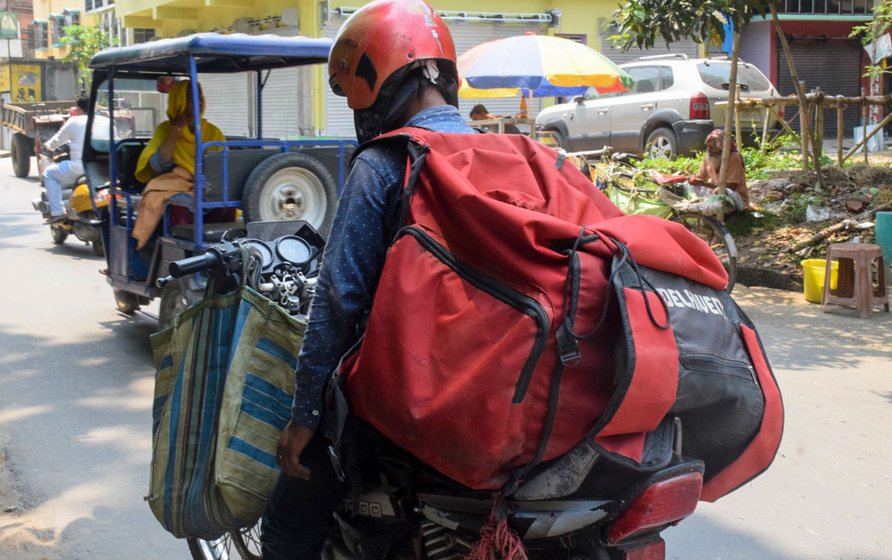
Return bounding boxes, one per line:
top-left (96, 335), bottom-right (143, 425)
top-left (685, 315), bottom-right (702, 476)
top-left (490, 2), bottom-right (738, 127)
top-left (171, 222), bottom-right (246, 243)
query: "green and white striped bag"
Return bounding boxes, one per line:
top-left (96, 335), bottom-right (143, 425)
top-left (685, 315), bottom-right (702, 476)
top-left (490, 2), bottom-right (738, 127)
top-left (147, 286), bottom-right (305, 540)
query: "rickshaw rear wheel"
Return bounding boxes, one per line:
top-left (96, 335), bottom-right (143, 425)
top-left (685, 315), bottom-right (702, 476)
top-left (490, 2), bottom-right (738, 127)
top-left (92, 238), bottom-right (105, 256)
top-left (50, 225), bottom-right (68, 244)
top-left (242, 153), bottom-right (337, 237)
top-left (114, 289), bottom-right (141, 315)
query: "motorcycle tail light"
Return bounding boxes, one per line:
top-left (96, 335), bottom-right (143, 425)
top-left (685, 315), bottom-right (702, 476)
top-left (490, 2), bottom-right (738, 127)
top-left (689, 93), bottom-right (710, 120)
top-left (95, 191), bottom-right (110, 203)
top-left (607, 471), bottom-right (702, 545)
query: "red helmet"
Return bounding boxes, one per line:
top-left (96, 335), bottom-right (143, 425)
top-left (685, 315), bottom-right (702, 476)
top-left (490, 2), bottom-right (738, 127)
top-left (328, 0), bottom-right (457, 110)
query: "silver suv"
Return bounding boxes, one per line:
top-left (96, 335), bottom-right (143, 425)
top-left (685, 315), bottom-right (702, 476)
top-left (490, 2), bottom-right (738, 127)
top-left (535, 54), bottom-right (779, 158)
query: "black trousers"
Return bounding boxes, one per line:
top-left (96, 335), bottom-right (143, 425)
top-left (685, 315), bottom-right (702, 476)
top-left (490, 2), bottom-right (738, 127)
top-left (260, 434), bottom-right (349, 560)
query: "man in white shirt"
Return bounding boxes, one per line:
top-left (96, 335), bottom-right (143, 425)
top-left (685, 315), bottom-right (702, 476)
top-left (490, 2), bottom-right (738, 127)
top-left (42, 96), bottom-right (89, 222)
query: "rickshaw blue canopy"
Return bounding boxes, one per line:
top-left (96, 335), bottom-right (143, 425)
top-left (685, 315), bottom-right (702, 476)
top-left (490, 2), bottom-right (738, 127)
top-left (89, 33), bottom-right (333, 74)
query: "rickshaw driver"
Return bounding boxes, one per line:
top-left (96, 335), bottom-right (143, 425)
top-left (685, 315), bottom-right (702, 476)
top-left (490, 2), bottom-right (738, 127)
top-left (260, 1), bottom-right (475, 558)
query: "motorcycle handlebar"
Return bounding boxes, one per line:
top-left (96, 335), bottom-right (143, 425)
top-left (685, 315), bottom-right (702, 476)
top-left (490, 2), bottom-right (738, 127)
top-left (169, 252), bottom-right (219, 278)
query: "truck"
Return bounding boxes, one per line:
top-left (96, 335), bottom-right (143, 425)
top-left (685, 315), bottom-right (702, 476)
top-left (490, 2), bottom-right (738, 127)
top-left (0, 100), bottom-right (73, 178)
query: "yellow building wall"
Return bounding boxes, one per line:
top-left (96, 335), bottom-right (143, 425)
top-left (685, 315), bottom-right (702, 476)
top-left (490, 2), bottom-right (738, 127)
top-left (31, 0), bottom-right (96, 60)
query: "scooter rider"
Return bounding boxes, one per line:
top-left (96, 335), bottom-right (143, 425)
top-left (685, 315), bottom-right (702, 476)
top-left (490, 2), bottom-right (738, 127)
top-left (260, 1), bottom-right (471, 558)
top-left (42, 96), bottom-right (90, 223)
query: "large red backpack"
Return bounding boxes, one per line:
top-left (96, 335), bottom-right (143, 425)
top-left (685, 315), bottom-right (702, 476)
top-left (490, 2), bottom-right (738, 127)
top-left (337, 128), bottom-right (782, 499)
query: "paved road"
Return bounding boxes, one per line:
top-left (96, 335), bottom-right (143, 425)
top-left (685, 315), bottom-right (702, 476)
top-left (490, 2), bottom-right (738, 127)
top-left (0, 156), bottom-right (890, 559)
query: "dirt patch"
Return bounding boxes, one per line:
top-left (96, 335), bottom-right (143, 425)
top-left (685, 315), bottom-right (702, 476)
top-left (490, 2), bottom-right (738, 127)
top-left (732, 160), bottom-right (892, 291)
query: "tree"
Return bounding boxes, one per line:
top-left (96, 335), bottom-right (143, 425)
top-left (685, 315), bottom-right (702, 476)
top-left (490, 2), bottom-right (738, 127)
top-left (60, 25), bottom-right (118, 91)
top-left (611, 0), bottom-right (823, 193)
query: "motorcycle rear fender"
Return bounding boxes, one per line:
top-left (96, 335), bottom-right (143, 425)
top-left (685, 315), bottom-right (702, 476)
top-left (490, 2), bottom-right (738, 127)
top-left (514, 416), bottom-right (677, 501)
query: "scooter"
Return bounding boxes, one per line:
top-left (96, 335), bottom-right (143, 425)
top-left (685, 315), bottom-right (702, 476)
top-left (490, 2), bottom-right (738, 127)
top-left (32, 147), bottom-right (109, 256)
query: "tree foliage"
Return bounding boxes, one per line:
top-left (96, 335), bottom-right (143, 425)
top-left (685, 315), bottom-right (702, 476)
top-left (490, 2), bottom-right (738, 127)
top-left (60, 25), bottom-right (118, 90)
top-left (850, 1), bottom-right (892, 80)
top-left (610, 0), bottom-right (774, 51)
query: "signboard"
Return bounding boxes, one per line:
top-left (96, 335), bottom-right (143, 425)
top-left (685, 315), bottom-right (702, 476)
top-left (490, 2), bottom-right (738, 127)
top-left (0, 10), bottom-right (18, 40)
top-left (0, 66), bottom-right (9, 92)
top-left (11, 64), bottom-right (41, 102)
top-left (865, 33), bottom-right (892, 64)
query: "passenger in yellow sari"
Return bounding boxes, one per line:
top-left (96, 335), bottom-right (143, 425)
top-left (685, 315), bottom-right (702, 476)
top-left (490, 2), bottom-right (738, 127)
top-left (131, 79), bottom-right (226, 249)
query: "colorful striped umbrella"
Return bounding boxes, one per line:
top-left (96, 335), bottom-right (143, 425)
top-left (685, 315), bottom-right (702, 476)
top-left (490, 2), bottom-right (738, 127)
top-left (458, 34), bottom-right (633, 99)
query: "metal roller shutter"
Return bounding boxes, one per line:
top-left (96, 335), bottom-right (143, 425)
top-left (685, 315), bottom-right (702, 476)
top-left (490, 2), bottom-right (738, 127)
top-left (200, 72), bottom-right (252, 138)
top-left (597, 18), bottom-right (701, 65)
top-left (322, 15), bottom-right (547, 137)
top-left (776, 40), bottom-right (862, 137)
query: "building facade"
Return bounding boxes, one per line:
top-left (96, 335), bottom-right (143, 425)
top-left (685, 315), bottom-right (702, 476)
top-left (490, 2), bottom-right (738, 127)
top-left (740, 0), bottom-right (878, 137)
top-left (109, 0), bottom-right (701, 136)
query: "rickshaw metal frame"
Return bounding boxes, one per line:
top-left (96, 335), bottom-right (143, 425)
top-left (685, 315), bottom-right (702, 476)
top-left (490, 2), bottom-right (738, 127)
top-left (84, 33), bottom-right (356, 302)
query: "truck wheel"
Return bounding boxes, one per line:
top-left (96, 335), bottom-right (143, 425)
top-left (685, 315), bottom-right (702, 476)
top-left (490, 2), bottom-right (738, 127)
top-left (241, 153), bottom-right (338, 236)
top-left (114, 289), bottom-right (141, 315)
top-left (158, 281), bottom-right (189, 331)
top-left (645, 127), bottom-right (678, 159)
top-left (11, 133), bottom-right (32, 178)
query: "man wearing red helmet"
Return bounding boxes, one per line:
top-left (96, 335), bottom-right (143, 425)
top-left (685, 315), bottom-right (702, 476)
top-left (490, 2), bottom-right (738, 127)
top-left (261, 1), bottom-right (475, 557)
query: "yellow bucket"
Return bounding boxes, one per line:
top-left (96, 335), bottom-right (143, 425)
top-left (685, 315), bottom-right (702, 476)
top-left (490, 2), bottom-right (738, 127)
top-left (801, 259), bottom-right (839, 303)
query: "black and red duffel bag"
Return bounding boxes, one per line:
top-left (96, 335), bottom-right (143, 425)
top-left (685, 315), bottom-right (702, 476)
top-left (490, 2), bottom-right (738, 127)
top-left (335, 128), bottom-right (782, 499)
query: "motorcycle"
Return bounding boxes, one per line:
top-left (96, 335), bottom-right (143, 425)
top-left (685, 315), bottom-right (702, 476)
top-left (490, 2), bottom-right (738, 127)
top-left (31, 146), bottom-right (109, 256)
top-left (166, 222), bottom-right (705, 560)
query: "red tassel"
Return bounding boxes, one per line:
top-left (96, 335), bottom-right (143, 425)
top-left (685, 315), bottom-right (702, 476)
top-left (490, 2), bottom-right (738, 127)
top-left (465, 495), bottom-right (528, 560)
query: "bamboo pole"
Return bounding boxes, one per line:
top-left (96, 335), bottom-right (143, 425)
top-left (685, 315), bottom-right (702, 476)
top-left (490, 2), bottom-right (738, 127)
top-left (841, 110), bottom-right (892, 163)
top-left (771, 3), bottom-right (823, 184)
top-left (837, 102), bottom-right (844, 166)
top-left (815, 95), bottom-right (824, 175)
top-left (717, 30), bottom-right (742, 207)
top-left (799, 82), bottom-right (810, 168)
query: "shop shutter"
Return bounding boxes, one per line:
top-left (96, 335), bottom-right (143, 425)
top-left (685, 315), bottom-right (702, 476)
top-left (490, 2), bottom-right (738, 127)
top-left (322, 15), bottom-right (547, 137)
top-left (776, 40), bottom-right (862, 137)
top-left (597, 18), bottom-right (701, 65)
top-left (200, 72), bottom-right (252, 138)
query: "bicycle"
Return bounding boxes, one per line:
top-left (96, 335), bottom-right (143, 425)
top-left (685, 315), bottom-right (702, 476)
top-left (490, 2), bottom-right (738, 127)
top-left (569, 149), bottom-right (738, 293)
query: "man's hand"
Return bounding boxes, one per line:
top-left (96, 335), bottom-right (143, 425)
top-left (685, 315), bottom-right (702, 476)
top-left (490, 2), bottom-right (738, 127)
top-left (276, 421), bottom-right (316, 480)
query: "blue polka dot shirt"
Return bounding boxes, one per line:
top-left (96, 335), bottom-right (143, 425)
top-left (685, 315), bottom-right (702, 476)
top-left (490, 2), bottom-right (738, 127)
top-left (292, 104), bottom-right (476, 429)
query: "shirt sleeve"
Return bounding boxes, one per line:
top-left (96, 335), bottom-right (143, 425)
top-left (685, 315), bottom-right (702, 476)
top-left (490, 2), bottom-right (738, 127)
top-left (290, 153), bottom-right (401, 429)
top-left (43, 119), bottom-right (74, 152)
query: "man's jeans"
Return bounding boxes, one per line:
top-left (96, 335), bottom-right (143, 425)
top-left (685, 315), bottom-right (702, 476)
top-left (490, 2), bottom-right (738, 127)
top-left (43, 160), bottom-right (84, 217)
top-left (260, 435), bottom-right (349, 560)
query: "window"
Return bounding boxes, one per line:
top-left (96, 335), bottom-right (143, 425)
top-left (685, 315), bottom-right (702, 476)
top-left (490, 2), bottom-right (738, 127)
top-left (49, 15), bottom-right (64, 46)
top-left (63, 9), bottom-right (80, 27)
top-left (32, 20), bottom-right (48, 50)
top-left (697, 62), bottom-right (771, 93)
top-left (555, 33), bottom-right (587, 45)
top-left (660, 66), bottom-right (674, 89)
top-left (132, 28), bottom-right (155, 44)
top-left (84, 0), bottom-right (93, 12)
top-left (628, 66), bottom-right (660, 93)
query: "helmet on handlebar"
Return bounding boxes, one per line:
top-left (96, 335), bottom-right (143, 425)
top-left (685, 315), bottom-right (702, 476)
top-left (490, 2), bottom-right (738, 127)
top-left (328, 0), bottom-right (459, 142)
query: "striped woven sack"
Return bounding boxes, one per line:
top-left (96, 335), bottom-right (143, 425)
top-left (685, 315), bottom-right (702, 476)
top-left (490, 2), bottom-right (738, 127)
top-left (147, 286), bottom-right (305, 539)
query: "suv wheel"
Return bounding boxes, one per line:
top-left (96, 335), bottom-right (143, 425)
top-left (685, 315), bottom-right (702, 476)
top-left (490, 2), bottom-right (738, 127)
top-left (645, 127), bottom-right (677, 159)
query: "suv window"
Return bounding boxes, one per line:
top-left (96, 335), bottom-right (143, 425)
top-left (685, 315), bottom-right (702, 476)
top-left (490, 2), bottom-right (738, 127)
top-left (696, 62), bottom-right (771, 93)
top-left (660, 66), bottom-right (674, 89)
top-left (627, 66), bottom-right (660, 94)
